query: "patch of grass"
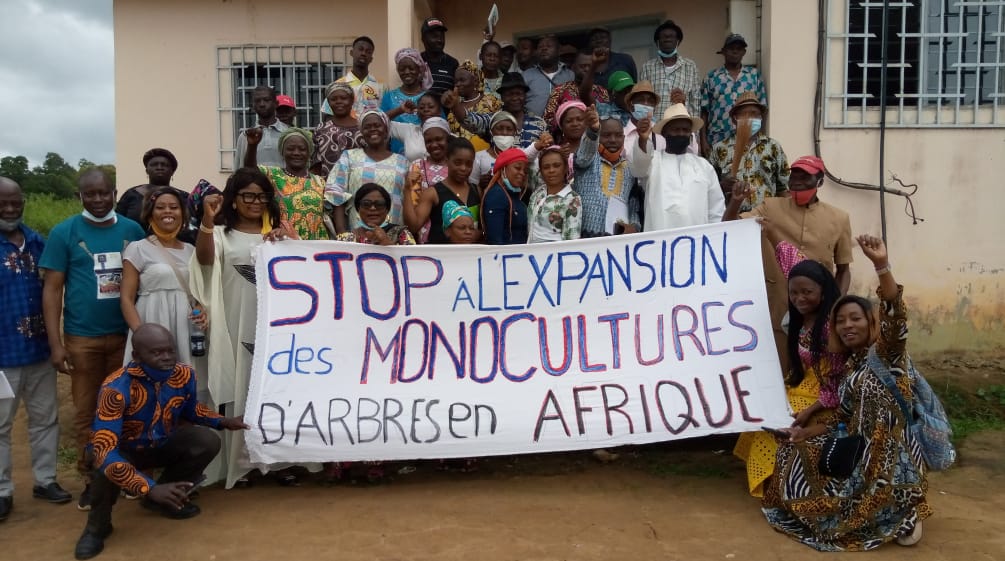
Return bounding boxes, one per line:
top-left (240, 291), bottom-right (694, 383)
top-left (22, 193), bottom-right (80, 236)
top-left (57, 445), bottom-right (77, 469)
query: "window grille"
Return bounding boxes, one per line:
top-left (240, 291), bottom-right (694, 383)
top-left (826, 0), bottom-right (1005, 127)
top-left (216, 44), bottom-right (352, 171)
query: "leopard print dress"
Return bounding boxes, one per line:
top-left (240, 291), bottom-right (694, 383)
top-left (760, 285), bottom-right (932, 551)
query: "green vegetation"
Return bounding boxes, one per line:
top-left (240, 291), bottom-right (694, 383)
top-left (23, 193), bottom-right (81, 236)
top-left (938, 382), bottom-right (1005, 442)
top-left (1, 153), bottom-right (115, 200)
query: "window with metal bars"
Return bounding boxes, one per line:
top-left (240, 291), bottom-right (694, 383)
top-left (216, 44), bottom-right (352, 171)
top-left (829, 0), bottom-right (1005, 126)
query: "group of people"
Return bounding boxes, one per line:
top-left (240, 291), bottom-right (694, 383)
top-left (0, 16), bottom-right (932, 560)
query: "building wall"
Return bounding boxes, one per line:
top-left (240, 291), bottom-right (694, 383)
top-left (113, 0), bottom-right (389, 190)
top-left (764, 0), bottom-right (1005, 351)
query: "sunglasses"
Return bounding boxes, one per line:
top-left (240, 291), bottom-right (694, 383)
top-left (359, 200), bottom-right (388, 210)
top-left (238, 192), bottom-right (271, 203)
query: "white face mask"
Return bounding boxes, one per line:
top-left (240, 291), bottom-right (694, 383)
top-left (492, 135), bottom-right (518, 150)
top-left (81, 209), bottom-right (117, 223)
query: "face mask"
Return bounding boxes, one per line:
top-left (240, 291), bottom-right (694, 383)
top-left (502, 177), bottom-right (521, 193)
top-left (81, 209), bottom-right (117, 223)
top-left (666, 135), bottom-right (691, 154)
top-left (750, 118), bottom-right (762, 135)
top-left (657, 48), bottom-right (678, 59)
top-left (791, 187), bottom-right (818, 206)
top-left (493, 135), bottom-right (518, 150)
top-left (632, 104), bottom-right (654, 121)
top-left (141, 363), bottom-right (175, 381)
top-left (356, 219), bottom-right (377, 231)
top-left (0, 217), bottom-right (22, 233)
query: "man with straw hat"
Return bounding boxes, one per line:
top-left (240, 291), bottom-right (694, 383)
top-left (629, 103), bottom-right (724, 231)
top-left (709, 91), bottom-right (790, 212)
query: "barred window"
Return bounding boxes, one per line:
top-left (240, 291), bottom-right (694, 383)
top-left (216, 44), bottom-right (352, 171)
top-left (827, 0), bottom-right (1005, 127)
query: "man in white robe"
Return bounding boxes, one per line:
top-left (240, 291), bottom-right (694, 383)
top-left (630, 103), bottom-right (724, 231)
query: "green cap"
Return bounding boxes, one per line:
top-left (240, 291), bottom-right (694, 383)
top-left (607, 71), bottom-right (635, 94)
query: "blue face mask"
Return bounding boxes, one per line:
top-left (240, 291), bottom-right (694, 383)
top-left (657, 48), bottom-right (678, 59)
top-left (632, 103), bottom-right (654, 121)
top-left (502, 177), bottom-right (520, 193)
top-left (141, 363), bottom-right (175, 382)
top-left (357, 220), bottom-right (377, 231)
top-left (750, 118), bottom-right (763, 135)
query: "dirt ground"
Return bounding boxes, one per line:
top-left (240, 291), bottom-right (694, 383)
top-left (3, 352), bottom-right (1004, 561)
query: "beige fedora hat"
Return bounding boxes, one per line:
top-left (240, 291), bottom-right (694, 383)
top-left (654, 103), bottom-right (704, 135)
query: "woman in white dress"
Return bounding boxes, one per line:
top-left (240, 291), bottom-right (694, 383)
top-left (190, 167), bottom-right (298, 488)
top-left (120, 188), bottom-right (206, 361)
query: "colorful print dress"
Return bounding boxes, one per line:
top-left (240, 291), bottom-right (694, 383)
top-left (761, 285), bottom-right (931, 551)
top-left (260, 166), bottom-right (328, 240)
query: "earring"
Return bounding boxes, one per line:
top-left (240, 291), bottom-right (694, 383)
top-left (232, 204), bottom-right (237, 209)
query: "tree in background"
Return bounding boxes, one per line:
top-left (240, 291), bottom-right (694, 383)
top-left (0, 152), bottom-right (117, 235)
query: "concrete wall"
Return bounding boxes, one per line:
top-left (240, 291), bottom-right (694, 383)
top-left (114, 0), bottom-right (389, 190)
top-left (764, 0), bottom-right (1005, 351)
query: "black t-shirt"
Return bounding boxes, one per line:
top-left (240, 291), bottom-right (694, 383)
top-left (429, 181), bottom-right (480, 244)
top-left (422, 52), bottom-right (460, 95)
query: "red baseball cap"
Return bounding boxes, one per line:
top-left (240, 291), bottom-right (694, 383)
top-left (790, 155), bottom-right (826, 175)
top-left (276, 95), bottom-right (296, 108)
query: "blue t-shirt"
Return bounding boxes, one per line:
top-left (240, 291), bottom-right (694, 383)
top-left (39, 214), bottom-right (145, 337)
top-left (482, 184), bottom-right (528, 245)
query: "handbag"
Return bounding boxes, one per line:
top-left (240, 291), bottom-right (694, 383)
top-left (818, 432), bottom-right (865, 479)
top-left (867, 348), bottom-right (956, 471)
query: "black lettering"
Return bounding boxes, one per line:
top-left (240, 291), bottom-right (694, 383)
top-left (533, 390), bottom-right (571, 441)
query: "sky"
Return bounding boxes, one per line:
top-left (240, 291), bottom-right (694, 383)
top-left (0, 0), bottom-right (114, 167)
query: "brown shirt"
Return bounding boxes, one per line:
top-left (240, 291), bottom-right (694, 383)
top-left (743, 196), bottom-right (853, 272)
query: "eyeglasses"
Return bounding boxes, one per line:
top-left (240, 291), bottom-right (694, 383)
top-left (359, 200), bottom-right (388, 210)
top-left (238, 192), bottom-right (271, 203)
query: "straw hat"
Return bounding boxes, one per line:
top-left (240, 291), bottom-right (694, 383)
top-left (654, 103), bottom-right (704, 135)
top-left (625, 81), bottom-right (660, 106)
top-left (729, 91), bottom-right (767, 117)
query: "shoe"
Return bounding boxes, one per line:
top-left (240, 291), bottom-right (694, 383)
top-left (77, 484), bottom-right (92, 511)
top-left (0, 496), bottom-right (11, 521)
top-left (896, 520), bottom-right (923, 546)
top-left (74, 525), bottom-right (113, 560)
top-left (120, 490), bottom-right (140, 500)
top-left (140, 498), bottom-right (201, 520)
top-left (33, 482), bottom-right (73, 504)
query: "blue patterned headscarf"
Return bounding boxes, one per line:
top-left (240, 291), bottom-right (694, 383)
top-left (442, 200), bottom-right (473, 228)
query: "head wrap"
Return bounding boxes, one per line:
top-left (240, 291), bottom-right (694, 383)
top-left (441, 200), bottom-right (474, 228)
top-left (421, 116), bottom-right (452, 135)
top-left (278, 127), bottom-right (314, 159)
top-left (555, 100), bottom-right (588, 126)
top-left (458, 60), bottom-right (485, 97)
top-left (188, 179), bottom-right (221, 220)
top-left (358, 109), bottom-right (390, 130)
top-left (395, 48), bottom-right (434, 91)
top-left (493, 147), bottom-right (528, 171)
top-left (142, 148), bottom-right (178, 171)
top-left (325, 81), bottom-right (355, 99)
top-left (489, 111), bottom-right (518, 132)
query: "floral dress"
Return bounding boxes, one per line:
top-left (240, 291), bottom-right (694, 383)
top-left (408, 158), bottom-right (448, 243)
top-left (527, 184), bottom-right (582, 243)
top-left (260, 166), bottom-right (328, 240)
top-left (334, 225), bottom-right (415, 246)
top-left (761, 285), bottom-right (931, 551)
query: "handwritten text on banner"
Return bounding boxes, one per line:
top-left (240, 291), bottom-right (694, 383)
top-left (244, 219), bottom-right (790, 463)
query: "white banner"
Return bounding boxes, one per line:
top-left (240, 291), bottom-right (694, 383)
top-left (245, 219), bottom-right (790, 464)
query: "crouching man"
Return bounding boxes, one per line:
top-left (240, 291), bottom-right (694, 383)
top-left (74, 324), bottom-right (248, 559)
